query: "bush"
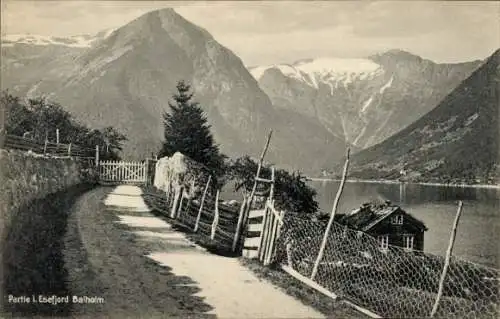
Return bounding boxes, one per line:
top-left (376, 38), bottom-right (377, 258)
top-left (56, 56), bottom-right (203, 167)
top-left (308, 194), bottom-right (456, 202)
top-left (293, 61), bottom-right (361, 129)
top-left (2, 91), bottom-right (127, 160)
top-left (228, 156), bottom-right (318, 214)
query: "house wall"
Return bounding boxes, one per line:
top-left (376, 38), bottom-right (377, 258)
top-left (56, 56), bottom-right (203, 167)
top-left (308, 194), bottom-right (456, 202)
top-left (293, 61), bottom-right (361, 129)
top-left (368, 211), bottom-right (425, 251)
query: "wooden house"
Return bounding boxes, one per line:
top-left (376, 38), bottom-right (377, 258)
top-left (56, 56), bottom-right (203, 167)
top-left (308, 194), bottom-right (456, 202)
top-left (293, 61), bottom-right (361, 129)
top-left (335, 200), bottom-right (428, 252)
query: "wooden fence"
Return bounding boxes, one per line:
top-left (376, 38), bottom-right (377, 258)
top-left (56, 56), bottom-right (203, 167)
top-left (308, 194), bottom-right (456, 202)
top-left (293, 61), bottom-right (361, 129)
top-left (2, 134), bottom-right (95, 158)
top-left (143, 186), bottom-right (244, 251)
top-left (99, 160), bottom-right (147, 184)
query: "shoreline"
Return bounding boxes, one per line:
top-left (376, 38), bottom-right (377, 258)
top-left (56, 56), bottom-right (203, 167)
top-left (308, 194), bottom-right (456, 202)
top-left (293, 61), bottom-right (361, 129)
top-left (307, 178), bottom-right (500, 190)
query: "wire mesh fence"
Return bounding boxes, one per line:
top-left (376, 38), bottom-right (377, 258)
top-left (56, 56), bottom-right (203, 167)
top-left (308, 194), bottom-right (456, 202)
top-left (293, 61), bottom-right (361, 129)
top-left (272, 214), bottom-right (499, 318)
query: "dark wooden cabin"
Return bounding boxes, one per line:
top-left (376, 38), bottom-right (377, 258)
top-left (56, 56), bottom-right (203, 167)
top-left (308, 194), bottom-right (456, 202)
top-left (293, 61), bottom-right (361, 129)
top-left (335, 200), bottom-right (428, 252)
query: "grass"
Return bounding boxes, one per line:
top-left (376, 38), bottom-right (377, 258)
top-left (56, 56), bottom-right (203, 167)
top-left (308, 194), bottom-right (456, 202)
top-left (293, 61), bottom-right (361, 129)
top-left (239, 258), bottom-right (367, 319)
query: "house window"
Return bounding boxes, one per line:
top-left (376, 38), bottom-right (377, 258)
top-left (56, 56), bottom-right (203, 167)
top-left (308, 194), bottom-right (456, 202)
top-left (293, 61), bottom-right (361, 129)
top-left (403, 235), bottom-right (414, 251)
top-left (378, 235), bottom-right (389, 250)
top-left (392, 215), bottom-right (403, 225)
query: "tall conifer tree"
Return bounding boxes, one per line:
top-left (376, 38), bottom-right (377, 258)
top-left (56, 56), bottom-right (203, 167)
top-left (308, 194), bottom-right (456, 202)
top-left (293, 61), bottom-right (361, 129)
top-left (159, 81), bottom-right (226, 180)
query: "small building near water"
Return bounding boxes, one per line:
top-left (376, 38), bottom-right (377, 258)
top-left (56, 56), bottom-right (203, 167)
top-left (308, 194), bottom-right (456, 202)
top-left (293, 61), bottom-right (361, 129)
top-left (335, 200), bottom-right (428, 252)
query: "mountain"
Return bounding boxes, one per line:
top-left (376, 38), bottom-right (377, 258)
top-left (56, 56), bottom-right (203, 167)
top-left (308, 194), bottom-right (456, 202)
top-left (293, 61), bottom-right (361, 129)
top-left (343, 49), bottom-right (500, 185)
top-left (1, 30), bottom-right (115, 48)
top-left (250, 50), bottom-right (482, 149)
top-left (0, 9), bottom-right (348, 174)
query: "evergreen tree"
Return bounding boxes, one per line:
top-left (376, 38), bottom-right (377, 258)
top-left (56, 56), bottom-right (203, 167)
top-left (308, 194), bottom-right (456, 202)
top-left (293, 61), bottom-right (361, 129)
top-left (159, 81), bottom-right (226, 181)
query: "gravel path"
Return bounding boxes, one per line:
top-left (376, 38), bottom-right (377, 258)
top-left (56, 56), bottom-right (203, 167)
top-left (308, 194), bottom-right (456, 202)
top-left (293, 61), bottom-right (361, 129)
top-left (101, 185), bottom-right (325, 318)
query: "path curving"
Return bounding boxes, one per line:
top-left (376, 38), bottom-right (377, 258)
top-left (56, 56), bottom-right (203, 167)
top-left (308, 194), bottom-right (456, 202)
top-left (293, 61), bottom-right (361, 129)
top-left (101, 185), bottom-right (325, 318)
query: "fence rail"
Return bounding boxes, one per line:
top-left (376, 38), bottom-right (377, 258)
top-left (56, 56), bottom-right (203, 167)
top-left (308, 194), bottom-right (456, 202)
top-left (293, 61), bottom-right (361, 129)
top-left (142, 186), bottom-right (245, 252)
top-left (2, 134), bottom-right (95, 158)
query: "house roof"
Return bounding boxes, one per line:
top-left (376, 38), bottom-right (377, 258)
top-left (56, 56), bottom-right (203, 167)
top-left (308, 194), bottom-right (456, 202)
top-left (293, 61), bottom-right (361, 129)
top-left (336, 201), bottom-right (427, 232)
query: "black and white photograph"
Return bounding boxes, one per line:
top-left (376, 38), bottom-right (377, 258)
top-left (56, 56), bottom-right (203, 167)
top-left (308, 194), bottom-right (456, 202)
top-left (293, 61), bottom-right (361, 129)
top-left (0, 1), bottom-right (499, 318)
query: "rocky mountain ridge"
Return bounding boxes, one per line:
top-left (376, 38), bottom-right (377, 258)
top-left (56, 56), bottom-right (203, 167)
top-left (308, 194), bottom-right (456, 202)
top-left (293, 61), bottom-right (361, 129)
top-left (343, 49), bottom-right (500, 184)
top-left (250, 50), bottom-right (482, 149)
top-left (1, 8), bottom-right (348, 174)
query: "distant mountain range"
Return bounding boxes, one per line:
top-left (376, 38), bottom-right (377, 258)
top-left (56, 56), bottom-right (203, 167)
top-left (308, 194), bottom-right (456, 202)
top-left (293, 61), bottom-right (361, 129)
top-left (1, 8), bottom-right (497, 182)
top-left (1, 8), bottom-right (348, 174)
top-left (343, 49), bottom-right (499, 185)
top-left (250, 51), bottom-right (481, 149)
top-left (1, 30), bottom-right (115, 48)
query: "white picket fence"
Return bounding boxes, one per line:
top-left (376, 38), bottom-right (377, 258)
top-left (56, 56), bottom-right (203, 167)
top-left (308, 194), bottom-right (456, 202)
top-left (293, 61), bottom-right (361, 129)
top-left (99, 160), bottom-right (147, 184)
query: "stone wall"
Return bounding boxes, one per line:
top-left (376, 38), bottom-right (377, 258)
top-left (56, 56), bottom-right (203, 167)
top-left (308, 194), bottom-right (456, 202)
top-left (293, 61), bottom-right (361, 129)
top-left (0, 149), bottom-right (96, 315)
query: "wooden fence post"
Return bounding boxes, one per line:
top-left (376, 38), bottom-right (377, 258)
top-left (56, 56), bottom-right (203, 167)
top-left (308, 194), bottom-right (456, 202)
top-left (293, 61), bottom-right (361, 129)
top-left (430, 201), bottom-right (464, 317)
top-left (232, 196), bottom-right (247, 252)
top-left (176, 189), bottom-right (185, 220)
top-left (242, 130), bottom-right (273, 240)
top-left (67, 143), bottom-right (72, 157)
top-left (0, 97), bottom-right (5, 148)
top-left (211, 190), bottom-right (220, 240)
top-left (264, 201), bottom-right (281, 266)
top-left (194, 176), bottom-right (211, 232)
top-left (269, 166), bottom-right (275, 200)
top-left (56, 128), bottom-right (59, 144)
top-left (170, 188), bottom-right (181, 218)
top-left (95, 145), bottom-right (99, 167)
top-left (286, 240), bottom-right (294, 267)
top-left (258, 204), bottom-right (271, 262)
top-left (43, 139), bottom-right (48, 155)
top-left (310, 148), bottom-right (350, 280)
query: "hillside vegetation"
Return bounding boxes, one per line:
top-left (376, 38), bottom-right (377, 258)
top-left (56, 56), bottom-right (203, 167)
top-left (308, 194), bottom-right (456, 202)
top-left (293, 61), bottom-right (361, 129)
top-left (2, 91), bottom-right (127, 160)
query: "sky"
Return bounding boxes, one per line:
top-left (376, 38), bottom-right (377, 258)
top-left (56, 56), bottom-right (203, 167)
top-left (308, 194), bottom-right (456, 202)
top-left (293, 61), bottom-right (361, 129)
top-left (1, 1), bottom-right (499, 66)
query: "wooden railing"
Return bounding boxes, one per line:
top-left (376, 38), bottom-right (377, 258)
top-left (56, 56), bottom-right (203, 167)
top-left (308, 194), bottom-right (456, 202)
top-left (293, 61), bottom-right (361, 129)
top-left (3, 134), bottom-right (95, 158)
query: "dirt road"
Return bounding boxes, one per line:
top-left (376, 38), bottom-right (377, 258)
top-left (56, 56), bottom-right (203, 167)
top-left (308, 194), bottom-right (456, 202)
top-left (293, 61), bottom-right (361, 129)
top-left (66, 185), bottom-right (324, 318)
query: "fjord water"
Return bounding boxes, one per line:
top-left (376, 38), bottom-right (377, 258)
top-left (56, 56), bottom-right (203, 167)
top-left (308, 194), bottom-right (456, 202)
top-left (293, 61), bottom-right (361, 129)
top-left (311, 181), bottom-right (499, 268)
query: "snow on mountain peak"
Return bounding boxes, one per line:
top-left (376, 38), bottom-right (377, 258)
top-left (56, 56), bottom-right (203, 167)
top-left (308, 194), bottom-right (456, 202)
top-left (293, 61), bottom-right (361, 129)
top-left (250, 57), bottom-right (384, 89)
top-left (294, 57), bottom-right (381, 74)
top-left (1, 29), bottom-right (116, 48)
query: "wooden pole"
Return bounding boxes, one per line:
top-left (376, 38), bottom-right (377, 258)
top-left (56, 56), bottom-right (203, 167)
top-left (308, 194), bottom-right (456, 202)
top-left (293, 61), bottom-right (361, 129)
top-left (264, 209), bottom-right (277, 265)
top-left (211, 190), bottom-right (220, 240)
top-left (43, 130), bottom-right (48, 154)
top-left (258, 205), bottom-right (271, 261)
top-left (269, 166), bottom-right (275, 201)
top-left (176, 189), bottom-right (185, 220)
top-left (430, 201), bottom-right (464, 317)
top-left (310, 148), bottom-right (350, 280)
top-left (170, 187), bottom-right (181, 218)
top-left (232, 196), bottom-right (247, 251)
top-left (265, 201), bottom-right (281, 265)
top-left (67, 143), bottom-right (72, 157)
top-left (194, 176), bottom-right (211, 232)
top-left (56, 128), bottom-right (59, 144)
top-left (0, 97), bottom-right (5, 148)
top-left (95, 145), bottom-right (99, 167)
top-left (43, 139), bottom-right (48, 155)
top-left (286, 240), bottom-right (294, 267)
top-left (243, 130), bottom-right (273, 235)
